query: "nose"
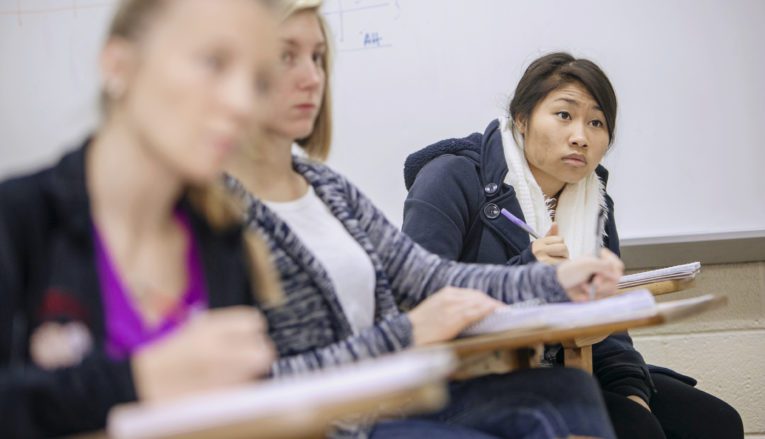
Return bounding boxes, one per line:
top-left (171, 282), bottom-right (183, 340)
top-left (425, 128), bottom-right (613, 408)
top-left (220, 70), bottom-right (257, 127)
top-left (297, 57), bottom-right (322, 91)
top-left (569, 122), bottom-right (588, 149)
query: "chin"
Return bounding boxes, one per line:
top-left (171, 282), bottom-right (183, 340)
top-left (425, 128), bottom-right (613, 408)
top-left (285, 121), bottom-right (316, 140)
top-left (293, 128), bottom-right (315, 141)
top-left (560, 169), bottom-right (590, 184)
top-left (185, 159), bottom-right (225, 185)
top-left (185, 170), bottom-right (219, 186)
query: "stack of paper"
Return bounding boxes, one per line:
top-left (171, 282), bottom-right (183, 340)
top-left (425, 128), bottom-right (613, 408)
top-left (462, 290), bottom-right (658, 337)
top-left (618, 262), bottom-right (701, 289)
top-left (108, 349), bottom-right (456, 439)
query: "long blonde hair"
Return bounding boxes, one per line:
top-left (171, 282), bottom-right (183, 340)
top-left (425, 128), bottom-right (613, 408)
top-left (279, 0), bottom-right (333, 161)
top-left (104, 0), bottom-right (283, 306)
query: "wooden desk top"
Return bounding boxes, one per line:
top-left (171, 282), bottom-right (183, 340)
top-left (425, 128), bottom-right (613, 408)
top-left (442, 295), bottom-right (727, 358)
top-left (76, 383), bottom-right (446, 439)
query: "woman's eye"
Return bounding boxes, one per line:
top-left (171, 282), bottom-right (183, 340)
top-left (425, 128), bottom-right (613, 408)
top-left (556, 111), bottom-right (571, 120)
top-left (312, 52), bottom-right (324, 65)
top-left (591, 119), bottom-right (604, 128)
top-left (281, 51), bottom-right (295, 65)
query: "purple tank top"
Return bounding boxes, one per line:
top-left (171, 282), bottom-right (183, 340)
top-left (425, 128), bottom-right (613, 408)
top-left (94, 210), bottom-right (208, 359)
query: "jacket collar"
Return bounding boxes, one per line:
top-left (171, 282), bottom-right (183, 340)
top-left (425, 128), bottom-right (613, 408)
top-left (479, 119), bottom-right (509, 191)
top-left (46, 140), bottom-right (93, 241)
top-left (473, 120), bottom-right (530, 255)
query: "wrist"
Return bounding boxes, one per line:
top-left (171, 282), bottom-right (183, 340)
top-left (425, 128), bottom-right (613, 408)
top-left (131, 351), bottom-right (157, 401)
top-left (132, 346), bottom-right (175, 402)
top-left (407, 313), bottom-right (423, 346)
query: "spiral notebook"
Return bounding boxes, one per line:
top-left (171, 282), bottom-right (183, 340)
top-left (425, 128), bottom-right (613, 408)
top-left (618, 262), bottom-right (701, 289)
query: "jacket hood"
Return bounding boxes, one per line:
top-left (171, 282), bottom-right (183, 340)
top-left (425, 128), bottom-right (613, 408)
top-left (403, 131), bottom-right (484, 190)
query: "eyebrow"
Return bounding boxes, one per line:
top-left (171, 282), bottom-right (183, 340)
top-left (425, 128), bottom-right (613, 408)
top-left (280, 38), bottom-right (327, 49)
top-left (554, 97), bottom-right (602, 112)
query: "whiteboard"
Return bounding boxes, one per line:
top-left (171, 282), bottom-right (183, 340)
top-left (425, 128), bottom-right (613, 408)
top-left (2, 0), bottom-right (764, 241)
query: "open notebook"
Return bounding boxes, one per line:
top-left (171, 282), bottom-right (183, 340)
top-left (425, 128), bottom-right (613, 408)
top-left (463, 289), bottom-right (687, 337)
top-left (618, 262), bottom-right (701, 289)
top-left (108, 349), bottom-right (456, 439)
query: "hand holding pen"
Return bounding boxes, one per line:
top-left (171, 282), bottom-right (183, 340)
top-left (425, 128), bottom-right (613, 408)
top-left (499, 208), bottom-right (624, 301)
top-left (500, 209), bottom-right (569, 265)
top-left (556, 249), bottom-right (624, 302)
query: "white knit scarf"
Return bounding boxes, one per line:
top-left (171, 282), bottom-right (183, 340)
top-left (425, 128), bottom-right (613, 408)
top-left (498, 116), bottom-right (607, 259)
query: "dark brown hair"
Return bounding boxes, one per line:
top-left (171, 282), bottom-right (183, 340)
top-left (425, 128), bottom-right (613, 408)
top-left (509, 52), bottom-right (617, 145)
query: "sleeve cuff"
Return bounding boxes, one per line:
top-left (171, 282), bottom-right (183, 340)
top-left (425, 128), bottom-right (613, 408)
top-left (534, 263), bottom-right (569, 303)
top-left (380, 313), bottom-right (414, 351)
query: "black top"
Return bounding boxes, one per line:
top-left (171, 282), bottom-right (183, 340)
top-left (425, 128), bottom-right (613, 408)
top-left (403, 119), bottom-right (696, 403)
top-left (0, 142), bottom-right (256, 437)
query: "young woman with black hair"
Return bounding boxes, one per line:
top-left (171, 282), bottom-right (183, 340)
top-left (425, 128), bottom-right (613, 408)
top-left (403, 52), bottom-right (743, 439)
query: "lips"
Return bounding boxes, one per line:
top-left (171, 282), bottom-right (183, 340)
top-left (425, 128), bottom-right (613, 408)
top-left (562, 154), bottom-right (587, 167)
top-left (295, 103), bottom-right (317, 111)
top-left (210, 136), bottom-right (236, 154)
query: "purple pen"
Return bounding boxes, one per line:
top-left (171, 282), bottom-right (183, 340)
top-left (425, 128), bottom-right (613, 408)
top-left (499, 208), bottom-right (541, 239)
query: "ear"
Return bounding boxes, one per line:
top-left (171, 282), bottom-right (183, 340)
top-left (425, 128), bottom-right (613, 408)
top-left (514, 116), bottom-right (528, 136)
top-left (99, 37), bottom-right (137, 101)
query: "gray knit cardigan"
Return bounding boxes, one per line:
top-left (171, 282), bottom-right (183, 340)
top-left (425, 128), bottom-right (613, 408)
top-left (225, 157), bottom-right (570, 378)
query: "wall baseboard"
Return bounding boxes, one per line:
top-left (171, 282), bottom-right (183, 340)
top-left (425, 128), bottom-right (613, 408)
top-left (620, 230), bottom-right (765, 269)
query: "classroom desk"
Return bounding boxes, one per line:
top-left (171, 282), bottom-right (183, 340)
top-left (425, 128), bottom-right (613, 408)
top-left (76, 382), bottom-right (447, 439)
top-left (80, 349), bottom-right (456, 439)
top-left (76, 381), bottom-right (446, 439)
top-left (442, 295), bottom-right (726, 377)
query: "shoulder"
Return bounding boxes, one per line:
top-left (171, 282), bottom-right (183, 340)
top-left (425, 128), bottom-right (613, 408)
top-left (0, 167), bottom-right (58, 306)
top-left (1, 145), bottom-right (85, 216)
top-left (294, 156), bottom-right (345, 187)
top-left (0, 147), bottom-right (88, 256)
top-left (409, 154), bottom-right (483, 203)
top-left (0, 167), bottom-right (55, 232)
top-left (293, 156), bottom-right (362, 201)
top-left (420, 153), bottom-right (480, 180)
top-left (404, 132), bottom-right (483, 189)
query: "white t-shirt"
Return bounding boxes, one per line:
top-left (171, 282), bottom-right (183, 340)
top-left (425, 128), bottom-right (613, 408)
top-left (264, 186), bottom-right (376, 333)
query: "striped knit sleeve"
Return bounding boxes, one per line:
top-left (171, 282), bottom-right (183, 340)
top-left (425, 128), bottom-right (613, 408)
top-left (269, 314), bottom-right (413, 377)
top-left (337, 172), bottom-right (570, 309)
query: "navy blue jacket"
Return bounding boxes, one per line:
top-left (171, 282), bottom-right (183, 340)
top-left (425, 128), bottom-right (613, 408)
top-left (0, 143), bottom-right (256, 437)
top-left (403, 119), bottom-right (694, 402)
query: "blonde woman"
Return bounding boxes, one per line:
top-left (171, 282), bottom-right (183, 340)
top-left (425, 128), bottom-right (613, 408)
top-left (225, 1), bottom-right (621, 438)
top-left (0, 0), bottom-right (281, 436)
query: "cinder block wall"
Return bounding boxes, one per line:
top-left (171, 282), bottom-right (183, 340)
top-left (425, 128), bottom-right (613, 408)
top-left (629, 262), bottom-right (765, 437)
